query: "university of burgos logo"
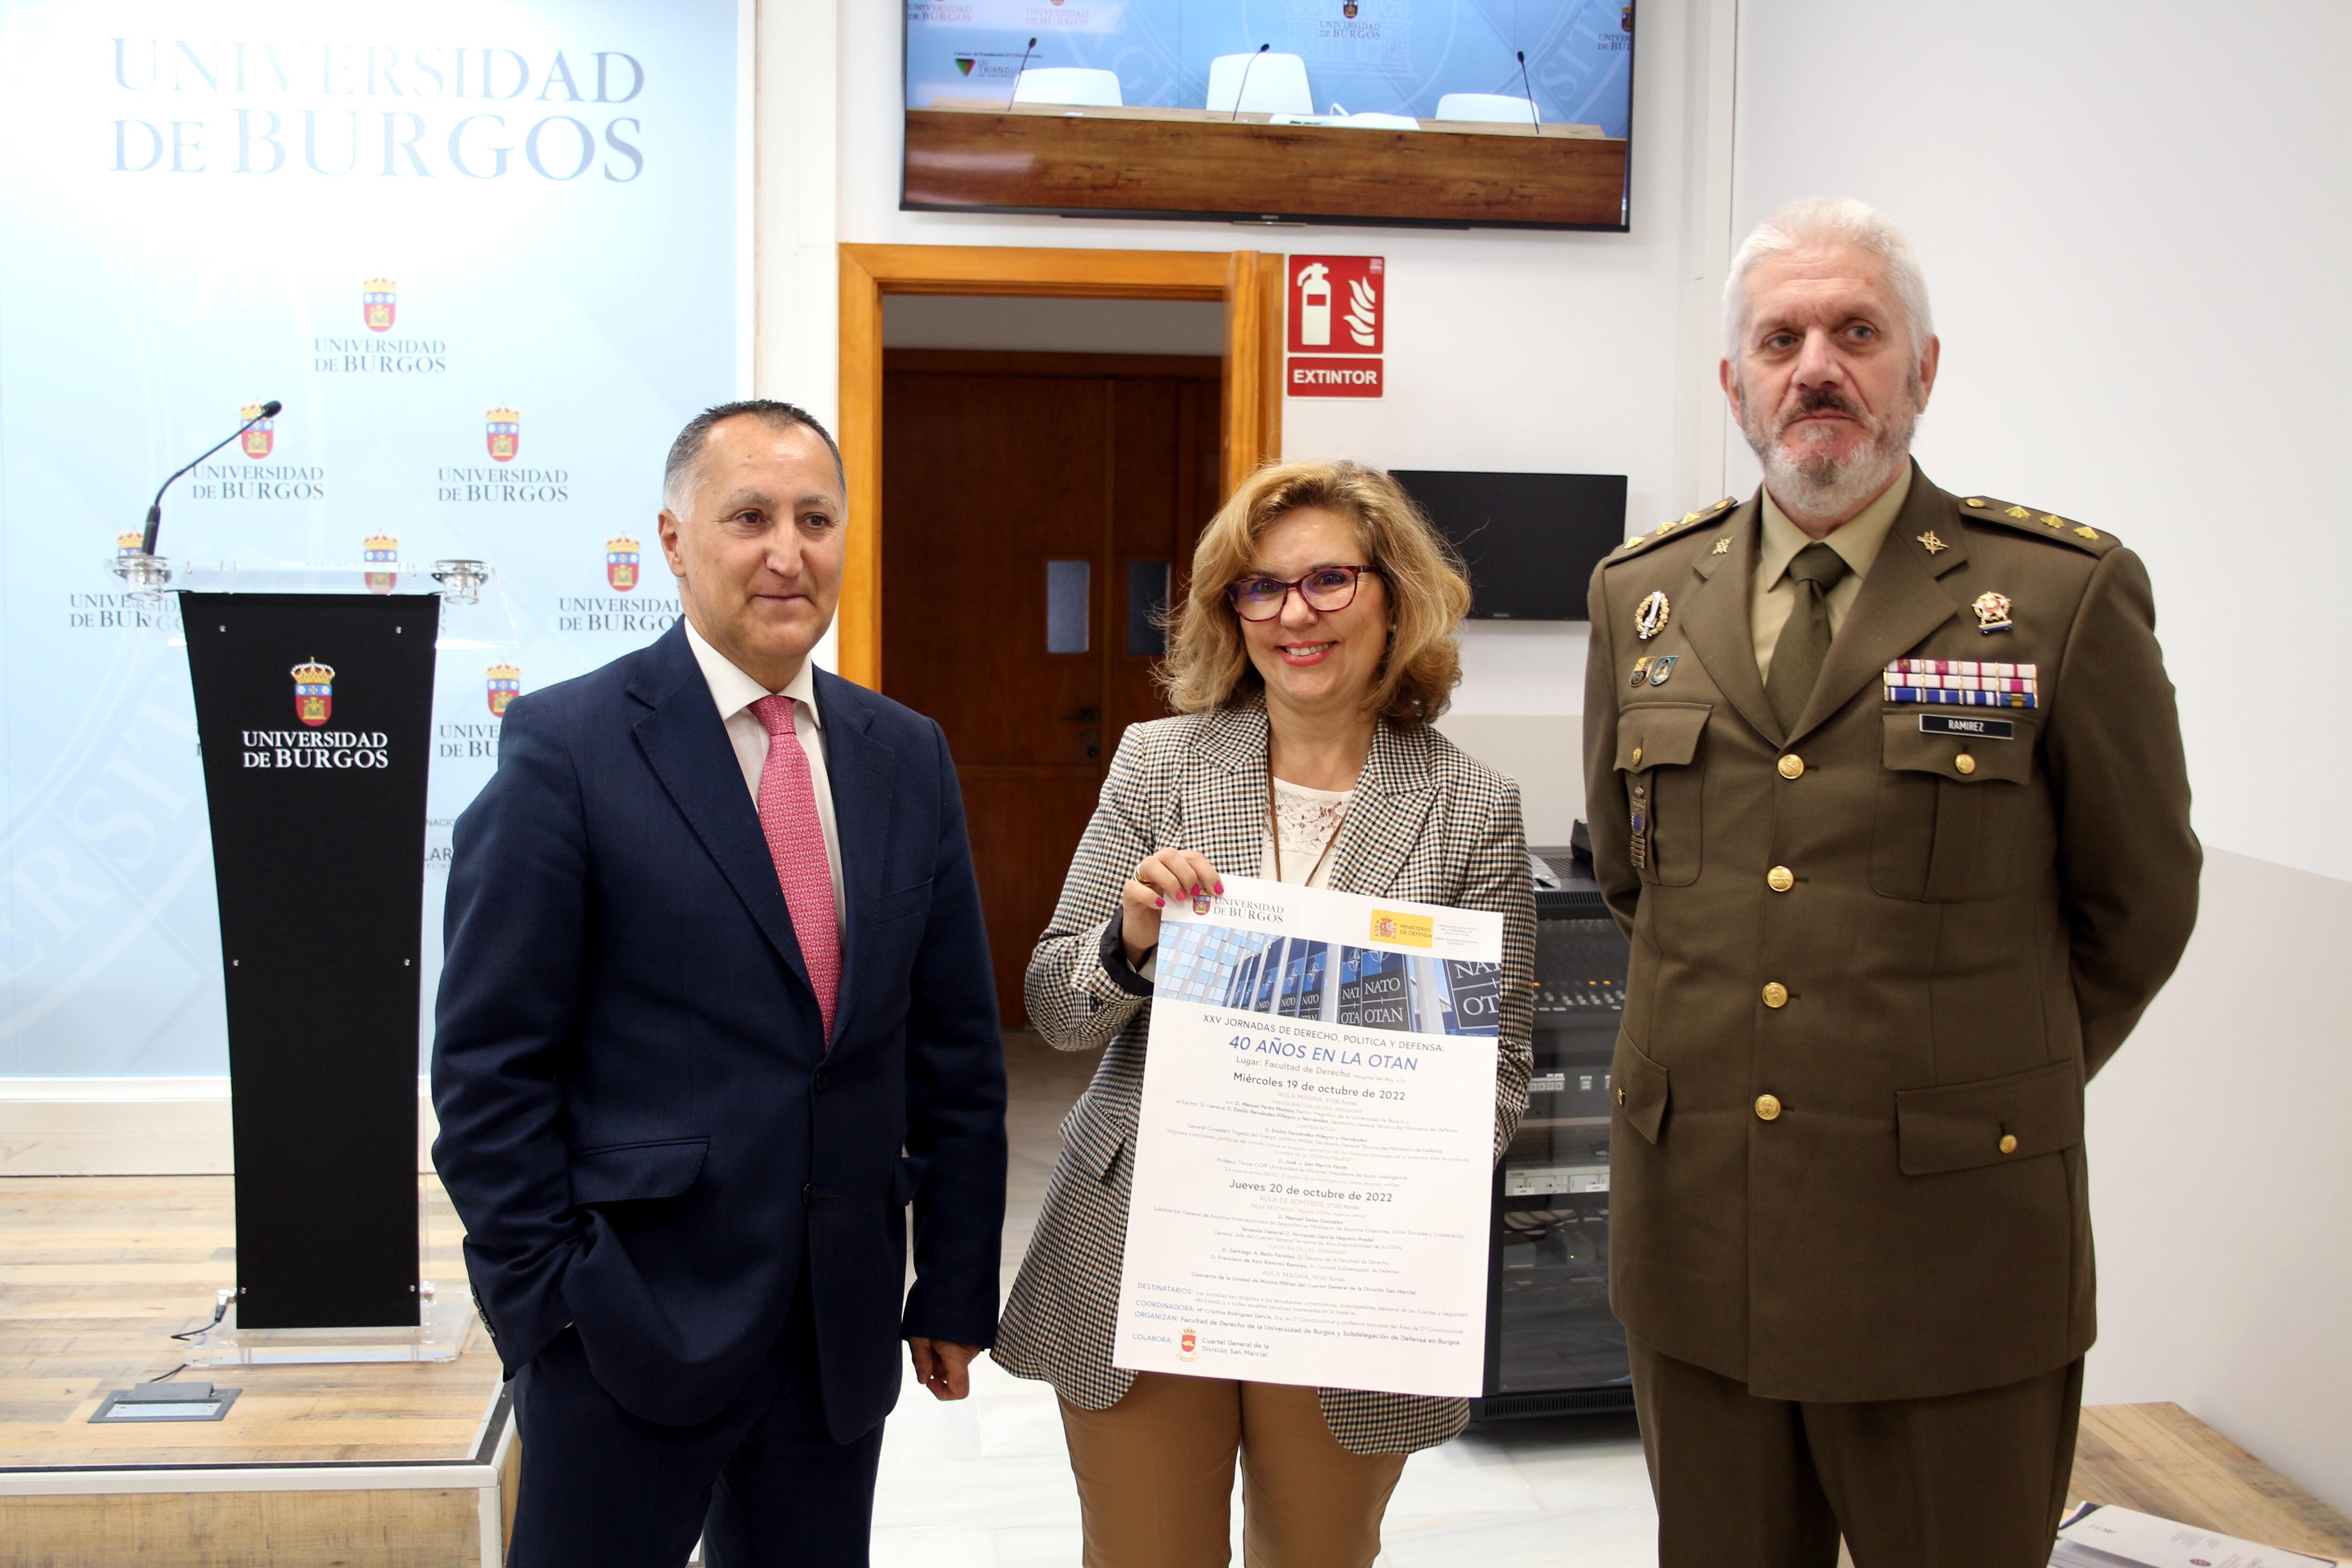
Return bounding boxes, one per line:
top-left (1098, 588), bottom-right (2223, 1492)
top-left (485, 663), bottom-right (522, 718)
top-left (486, 406), bottom-right (520, 462)
top-left (241, 402), bottom-right (275, 459)
top-left (362, 533), bottom-right (399, 593)
top-left (362, 278), bottom-right (397, 333)
top-left (292, 659), bottom-right (335, 727)
top-left (116, 531), bottom-right (144, 557)
top-left (606, 535), bottom-right (641, 591)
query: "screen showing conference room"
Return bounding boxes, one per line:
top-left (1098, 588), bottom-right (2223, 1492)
top-left (901, 0), bottom-right (1635, 229)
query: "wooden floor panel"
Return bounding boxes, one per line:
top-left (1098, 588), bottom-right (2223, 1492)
top-left (0, 1175), bottom-right (499, 1470)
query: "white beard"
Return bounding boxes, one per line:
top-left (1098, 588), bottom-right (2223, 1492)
top-left (1742, 377), bottom-right (1920, 521)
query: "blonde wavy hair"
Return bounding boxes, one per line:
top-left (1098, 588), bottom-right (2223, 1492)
top-left (1160, 460), bottom-right (1470, 725)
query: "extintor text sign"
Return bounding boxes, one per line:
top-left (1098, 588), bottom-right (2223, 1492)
top-left (1287, 255), bottom-right (1383, 398)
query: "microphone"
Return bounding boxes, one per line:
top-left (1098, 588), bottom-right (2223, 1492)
top-left (141, 399), bottom-right (282, 556)
top-left (1516, 50), bottom-right (1541, 131)
top-left (1006, 37), bottom-right (1037, 108)
top-left (1231, 43), bottom-right (1270, 121)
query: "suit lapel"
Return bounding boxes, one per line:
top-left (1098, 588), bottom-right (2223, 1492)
top-left (814, 670), bottom-right (895, 1046)
top-left (1674, 495), bottom-right (1784, 746)
top-left (1187, 703), bottom-right (1271, 881)
top-left (1788, 467), bottom-right (1971, 745)
top-left (1328, 721), bottom-right (1437, 897)
top-left (627, 624), bottom-right (813, 1002)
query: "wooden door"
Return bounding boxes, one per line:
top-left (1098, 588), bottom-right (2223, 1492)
top-left (882, 350), bottom-right (1222, 1026)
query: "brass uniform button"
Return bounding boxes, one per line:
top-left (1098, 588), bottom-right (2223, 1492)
top-left (1632, 745), bottom-right (1644, 768)
top-left (1955, 753), bottom-right (1977, 775)
top-left (1767, 866), bottom-right (1795, 893)
top-left (1777, 754), bottom-right (1804, 780)
top-left (1761, 982), bottom-right (1789, 1009)
top-left (1614, 1086), bottom-right (1626, 1106)
top-left (1755, 1094), bottom-right (1783, 1122)
top-left (1999, 1134), bottom-right (2019, 1154)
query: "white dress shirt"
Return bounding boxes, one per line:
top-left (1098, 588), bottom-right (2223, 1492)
top-left (683, 618), bottom-right (846, 928)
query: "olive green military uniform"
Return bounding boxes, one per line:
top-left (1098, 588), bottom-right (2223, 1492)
top-left (1581, 464), bottom-right (2200, 1568)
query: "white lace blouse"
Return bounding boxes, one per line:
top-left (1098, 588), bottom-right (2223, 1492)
top-left (1260, 777), bottom-right (1353, 888)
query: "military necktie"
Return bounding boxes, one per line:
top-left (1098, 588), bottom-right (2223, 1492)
top-left (1764, 541), bottom-right (1851, 734)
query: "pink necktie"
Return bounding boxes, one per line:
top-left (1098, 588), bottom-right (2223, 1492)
top-left (750, 695), bottom-right (839, 1043)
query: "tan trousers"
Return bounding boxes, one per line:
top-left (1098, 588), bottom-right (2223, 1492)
top-left (1057, 1373), bottom-right (1409, 1568)
top-left (1629, 1336), bottom-right (2084, 1568)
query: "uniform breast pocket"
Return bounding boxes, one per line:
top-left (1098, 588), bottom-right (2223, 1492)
top-left (1870, 712), bottom-right (2036, 902)
top-left (1616, 702), bottom-right (1712, 888)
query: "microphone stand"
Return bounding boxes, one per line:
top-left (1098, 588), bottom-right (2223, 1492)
top-left (141, 401), bottom-right (280, 557)
top-left (1005, 37), bottom-right (1037, 108)
top-left (1231, 43), bottom-right (1270, 121)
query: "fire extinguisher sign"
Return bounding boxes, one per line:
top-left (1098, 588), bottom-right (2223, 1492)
top-left (1287, 255), bottom-right (1383, 399)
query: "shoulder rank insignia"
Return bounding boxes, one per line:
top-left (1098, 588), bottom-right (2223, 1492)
top-left (1962, 495), bottom-right (2115, 555)
top-left (1917, 530), bottom-right (1948, 554)
top-left (1613, 498), bottom-right (1740, 563)
top-left (1635, 590), bottom-right (1671, 641)
top-left (1972, 590), bottom-right (2014, 634)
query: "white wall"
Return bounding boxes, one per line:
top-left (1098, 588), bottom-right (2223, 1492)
top-left (1732, 0), bottom-right (2352, 1512)
top-left (786, 0), bottom-right (1741, 836)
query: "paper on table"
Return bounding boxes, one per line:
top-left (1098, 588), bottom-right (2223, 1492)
top-left (2053, 1503), bottom-right (2338, 1568)
top-left (1110, 875), bottom-right (1504, 1398)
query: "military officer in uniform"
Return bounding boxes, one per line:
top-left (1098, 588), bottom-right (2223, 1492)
top-left (1583, 196), bottom-right (2200, 1568)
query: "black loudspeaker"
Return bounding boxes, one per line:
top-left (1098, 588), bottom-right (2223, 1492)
top-left (182, 593), bottom-right (437, 1329)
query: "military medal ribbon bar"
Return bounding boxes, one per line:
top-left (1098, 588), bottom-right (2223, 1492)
top-left (1885, 673), bottom-right (2038, 692)
top-left (1882, 685), bottom-right (2039, 709)
top-left (1889, 659), bottom-right (2037, 679)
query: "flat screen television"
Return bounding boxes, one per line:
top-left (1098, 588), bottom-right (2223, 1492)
top-left (902, 2), bottom-right (1636, 230)
top-left (1390, 470), bottom-right (1626, 621)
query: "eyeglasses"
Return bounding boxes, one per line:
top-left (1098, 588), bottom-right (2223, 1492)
top-left (1224, 564), bottom-right (1378, 622)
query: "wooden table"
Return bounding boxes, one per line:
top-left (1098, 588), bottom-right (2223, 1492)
top-left (2070, 1403), bottom-right (2352, 1564)
top-left (902, 106), bottom-right (1628, 228)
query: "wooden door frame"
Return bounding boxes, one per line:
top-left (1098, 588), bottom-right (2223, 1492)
top-left (836, 243), bottom-right (1284, 688)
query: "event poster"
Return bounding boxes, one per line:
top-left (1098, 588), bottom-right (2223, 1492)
top-left (0, 0), bottom-right (744, 1075)
top-left (1112, 876), bottom-right (1503, 1398)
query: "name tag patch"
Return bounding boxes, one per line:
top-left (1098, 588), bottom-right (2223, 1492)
top-left (1919, 714), bottom-right (2015, 740)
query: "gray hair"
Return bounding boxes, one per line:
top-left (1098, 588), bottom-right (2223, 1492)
top-left (662, 399), bottom-right (846, 517)
top-left (1724, 196), bottom-right (1935, 367)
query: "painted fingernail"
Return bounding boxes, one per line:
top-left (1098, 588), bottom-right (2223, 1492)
top-left (1216, 882), bottom-right (1226, 894)
top-left (1155, 896), bottom-right (1165, 907)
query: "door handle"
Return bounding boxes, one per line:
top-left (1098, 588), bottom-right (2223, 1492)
top-left (1060, 705), bottom-right (1100, 723)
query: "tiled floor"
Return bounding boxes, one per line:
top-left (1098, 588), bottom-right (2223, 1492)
top-left (865, 1031), bottom-right (1659, 1568)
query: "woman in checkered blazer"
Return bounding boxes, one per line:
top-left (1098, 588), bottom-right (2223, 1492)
top-left (993, 460), bottom-right (1535, 1568)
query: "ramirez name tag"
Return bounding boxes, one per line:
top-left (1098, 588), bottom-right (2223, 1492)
top-left (1919, 714), bottom-right (2015, 740)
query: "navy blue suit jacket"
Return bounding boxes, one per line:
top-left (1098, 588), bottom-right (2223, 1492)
top-left (431, 621), bottom-right (1006, 1435)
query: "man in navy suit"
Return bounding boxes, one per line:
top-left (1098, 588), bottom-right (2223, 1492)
top-left (432, 400), bottom-right (1006, 1568)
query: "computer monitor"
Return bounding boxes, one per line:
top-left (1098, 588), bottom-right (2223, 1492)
top-left (1389, 470), bottom-right (1627, 621)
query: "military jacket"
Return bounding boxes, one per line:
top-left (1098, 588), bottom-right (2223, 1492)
top-left (1581, 464), bottom-right (2199, 1402)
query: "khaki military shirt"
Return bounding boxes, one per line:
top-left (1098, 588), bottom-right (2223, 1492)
top-left (1581, 464), bottom-right (2199, 1403)
top-left (1750, 464), bottom-right (1910, 677)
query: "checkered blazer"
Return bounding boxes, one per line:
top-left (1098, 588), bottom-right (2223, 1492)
top-left (992, 701), bottom-right (1535, 1455)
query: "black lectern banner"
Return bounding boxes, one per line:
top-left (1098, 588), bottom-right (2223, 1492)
top-left (184, 592), bottom-right (437, 1329)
